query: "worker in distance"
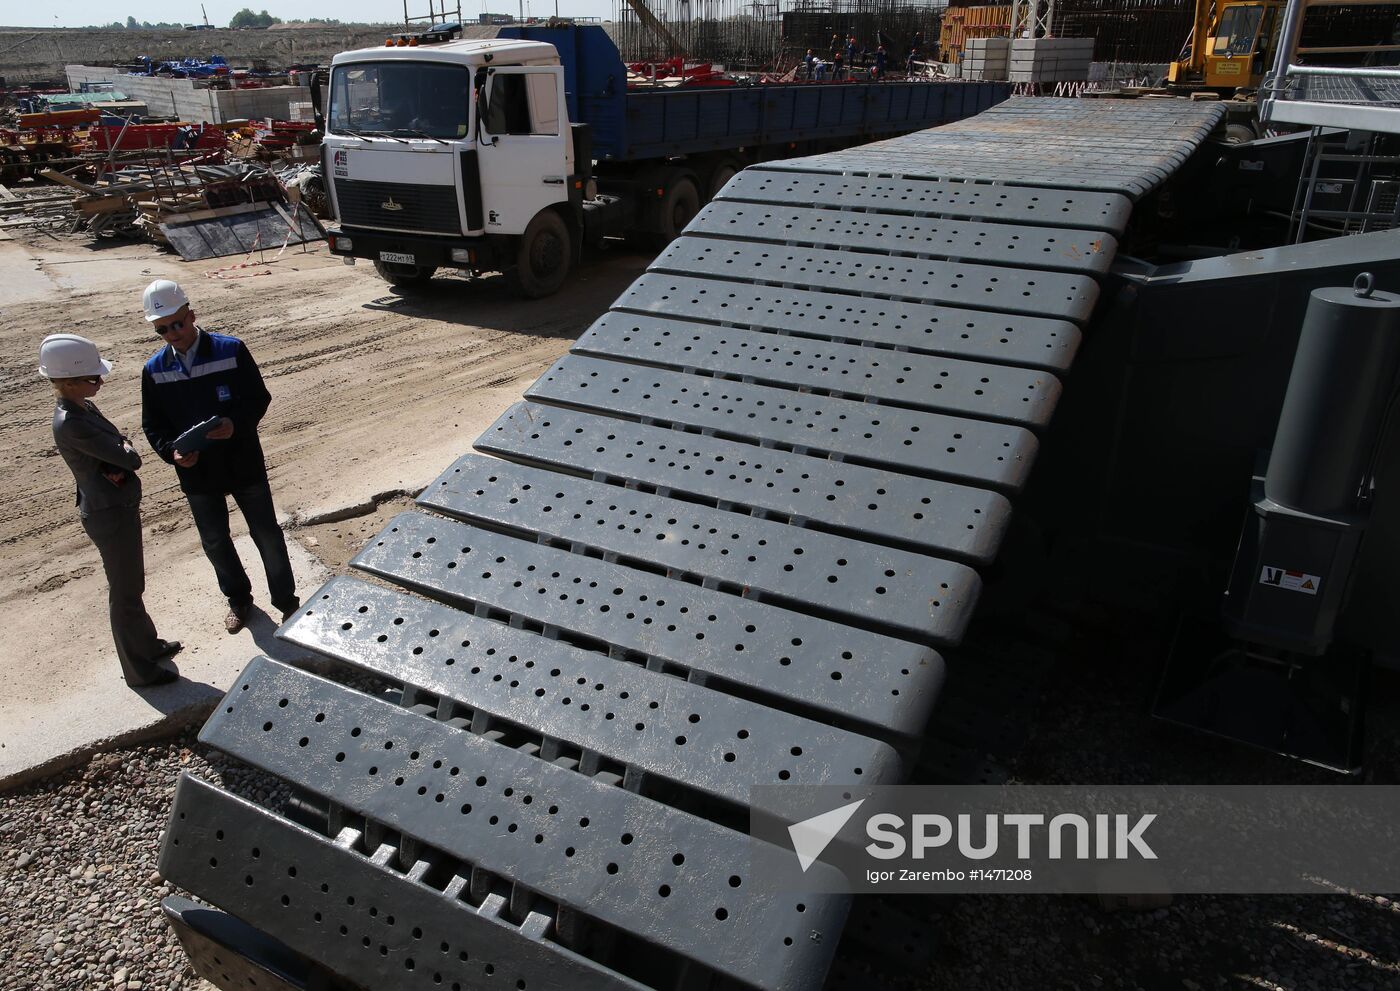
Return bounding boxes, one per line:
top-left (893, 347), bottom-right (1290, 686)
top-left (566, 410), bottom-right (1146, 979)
top-left (40, 334), bottom-right (181, 688)
top-left (140, 280), bottom-right (299, 634)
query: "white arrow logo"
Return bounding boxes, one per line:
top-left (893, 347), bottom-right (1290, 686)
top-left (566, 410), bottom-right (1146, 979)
top-left (787, 799), bottom-right (865, 872)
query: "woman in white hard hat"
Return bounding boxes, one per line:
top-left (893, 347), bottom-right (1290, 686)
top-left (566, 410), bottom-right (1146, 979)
top-left (41, 334), bottom-right (181, 688)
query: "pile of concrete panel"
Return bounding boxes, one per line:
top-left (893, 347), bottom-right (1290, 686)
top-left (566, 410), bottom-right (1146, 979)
top-left (1009, 37), bottom-right (1096, 83)
top-left (961, 37), bottom-right (1010, 80)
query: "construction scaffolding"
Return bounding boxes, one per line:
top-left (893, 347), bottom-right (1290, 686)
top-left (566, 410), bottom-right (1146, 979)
top-left (940, 0), bottom-right (1190, 65)
top-left (612, 0), bottom-right (786, 69)
top-left (940, 4), bottom-right (1012, 63)
top-left (782, 0), bottom-right (944, 64)
top-left (611, 0), bottom-right (946, 72)
top-left (1051, 0), bottom-right (1192, 65)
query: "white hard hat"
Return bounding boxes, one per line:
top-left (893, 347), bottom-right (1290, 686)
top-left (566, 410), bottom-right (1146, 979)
top-left (142, 278), bottom-right (189, 322)
top-left (38, 334), bottom-right (113, 379)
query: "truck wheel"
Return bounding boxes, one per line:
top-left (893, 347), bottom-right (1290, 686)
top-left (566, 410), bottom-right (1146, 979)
top-left (373, 259), bottom-right (437, 288)
top-left (652, 176), bottom-right (699, 249)
top-left (1224, 123), bottom-right (1257, 145)
top-left (706, 161), bottom-right (739, 200)
top-left (509, 209), bottom-right (572, 299)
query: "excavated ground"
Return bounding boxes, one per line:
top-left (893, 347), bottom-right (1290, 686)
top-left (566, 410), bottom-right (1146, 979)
top-left (0, 217), bottom-right (648, 781)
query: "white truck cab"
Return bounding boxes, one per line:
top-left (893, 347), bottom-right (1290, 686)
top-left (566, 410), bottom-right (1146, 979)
top-left (319, 23), bottom-right (998, 298)
top-left (324, 36), bottom-right (584, 295)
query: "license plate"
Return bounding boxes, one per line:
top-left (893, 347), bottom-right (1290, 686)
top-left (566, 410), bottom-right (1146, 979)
top-left (379, 251), bottom-right (416, 265)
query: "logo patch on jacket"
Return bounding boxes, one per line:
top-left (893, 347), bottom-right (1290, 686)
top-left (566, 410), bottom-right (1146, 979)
top-left (216, 384), bottom-right (232, 402)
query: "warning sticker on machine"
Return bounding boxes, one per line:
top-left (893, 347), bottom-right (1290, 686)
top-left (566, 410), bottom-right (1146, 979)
top-left (1259, 566), bottom-right (1321, 595)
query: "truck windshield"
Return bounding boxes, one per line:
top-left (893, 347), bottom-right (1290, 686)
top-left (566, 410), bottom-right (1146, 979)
top-left (1212, 6), bottom-right (1265, 57)
top-left (329, 61), bottom-right (469, 139)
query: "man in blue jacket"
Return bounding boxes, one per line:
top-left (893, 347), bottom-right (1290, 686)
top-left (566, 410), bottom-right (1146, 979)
top-left (140, 279), bottom-right (298, 634)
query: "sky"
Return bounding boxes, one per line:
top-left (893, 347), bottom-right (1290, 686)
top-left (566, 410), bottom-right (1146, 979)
top-left (3, 0), bottom-right (617, 28)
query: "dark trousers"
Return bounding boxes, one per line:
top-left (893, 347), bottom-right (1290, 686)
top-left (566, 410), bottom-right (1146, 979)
top-left (81, 505), bottom-right (166, 686)
top-left (187, 481), bottom-right (297, 612)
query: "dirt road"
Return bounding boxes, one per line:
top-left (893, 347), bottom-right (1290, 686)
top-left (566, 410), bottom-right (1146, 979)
top-left (0, 228), bottom-right (648, 715)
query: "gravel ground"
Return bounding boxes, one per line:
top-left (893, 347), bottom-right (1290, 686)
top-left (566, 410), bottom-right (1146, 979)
top-left (0, 734), bottom-right (284, 991)
top-left (2, 617), bottom-right (1398, 991)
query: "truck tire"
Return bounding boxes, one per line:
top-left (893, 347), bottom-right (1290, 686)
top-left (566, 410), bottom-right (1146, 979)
top-left (509, 209), bottom-right (572, 299)
top-left (373, 259), bottom-right (437, 288)
top-left (1224, 122), bottom-right (1257, 145)
top-left (705, 160), bottom-right (740, 201)
top-left (652, 176), bottom-right (699, 249)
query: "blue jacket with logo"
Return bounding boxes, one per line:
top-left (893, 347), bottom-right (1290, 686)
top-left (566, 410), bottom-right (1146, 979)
top-left (141, 329), bottom-right (272, 495)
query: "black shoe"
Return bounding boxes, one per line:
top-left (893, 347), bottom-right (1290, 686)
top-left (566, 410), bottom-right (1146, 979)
top-left (154, 639), bottom-right (183, 661)
top-left (276, 599), bottom-right (301, 624)
top-left (129, 661), bottom-right (179, 688)
top-left (225, 602), bottom-right (252, 634)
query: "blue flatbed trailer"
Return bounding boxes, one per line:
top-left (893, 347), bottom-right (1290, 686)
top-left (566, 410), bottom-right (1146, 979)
top-left (499, 25), bottom-right (1009, 162)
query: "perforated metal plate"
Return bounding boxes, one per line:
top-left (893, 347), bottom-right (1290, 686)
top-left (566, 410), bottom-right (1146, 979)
top-left (716, 168), bottom-right (1134, 235)
top-left (162, 897), bottom-right (308, 991)
top-left (649, 236), bottom-right (1100, 324)
top-left (282, 577), bottom-right (905, 814)
top-left (419, 454), bottom-right (979, 644)
top-left (767, 98), bottom-right (1227, 200)
top-left (525, 355), bottom-right (1038, 492)
top-left (613, 273), bottom-right (1081, 372)
top-left (769, 153), bottom-right (1166, 198)
top-left (575, 311), bottom-right (1063, 430)
top-left (689, 200), bottom-right (1117, 276)
top-left (352, 511), bottom-right (944, 733)
top-left (198, 657), bottom-right (849, 989)
top-left (477, 403), bottom-right (1011, 564)
top-left (162, 774), bottom-right (648, 991)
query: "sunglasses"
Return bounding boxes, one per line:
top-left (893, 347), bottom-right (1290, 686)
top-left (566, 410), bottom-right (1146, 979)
top-left (76, 376), bottom-right (103, 386)
top-left (156, 317), bottom-right (190, 337)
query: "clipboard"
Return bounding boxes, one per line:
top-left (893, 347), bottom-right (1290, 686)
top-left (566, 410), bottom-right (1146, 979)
top-left (173, 416), bottom-right (224, 454)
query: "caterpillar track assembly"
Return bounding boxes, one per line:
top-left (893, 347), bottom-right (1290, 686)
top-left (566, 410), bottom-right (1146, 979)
top-left (159, 97), bottom-right (1231, 991)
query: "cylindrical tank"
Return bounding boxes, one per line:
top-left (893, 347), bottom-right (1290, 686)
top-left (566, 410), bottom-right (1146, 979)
top-left (1265, 273), bottom-right (1400, 517)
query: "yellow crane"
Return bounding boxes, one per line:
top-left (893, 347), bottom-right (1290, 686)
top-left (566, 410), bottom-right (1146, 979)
top-left (1168, 0), bottom-right (1400, 92)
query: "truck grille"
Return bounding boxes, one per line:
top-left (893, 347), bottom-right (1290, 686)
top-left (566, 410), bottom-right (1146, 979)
top-left (332, 178), bottom-right (461, 235)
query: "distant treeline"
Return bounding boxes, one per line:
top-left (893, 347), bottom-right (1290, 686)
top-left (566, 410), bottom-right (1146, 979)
top-left (90, 12), bottom-right (361, 29)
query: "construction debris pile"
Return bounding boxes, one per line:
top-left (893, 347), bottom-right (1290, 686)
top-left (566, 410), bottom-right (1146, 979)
top-left (27, 153), bottom-right (325, 260)
top-left (0, 122), bottom-right (325, 259)
top-left (0, 183), bottom-right (78, 236)
top-left (0, 57), bottom-right (329, 258)
top-left (225, 118), bottom-right (321, 161)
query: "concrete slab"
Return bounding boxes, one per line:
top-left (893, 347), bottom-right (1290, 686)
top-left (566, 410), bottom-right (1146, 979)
top-left (0, 239), bottom-right (59, 307)
top-left (0, 531), bottom-right (329, 788)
